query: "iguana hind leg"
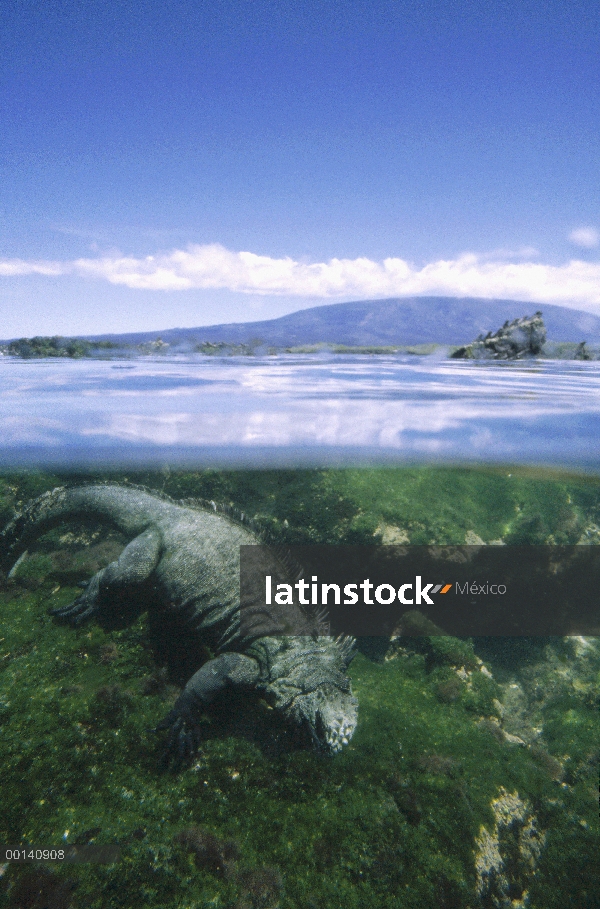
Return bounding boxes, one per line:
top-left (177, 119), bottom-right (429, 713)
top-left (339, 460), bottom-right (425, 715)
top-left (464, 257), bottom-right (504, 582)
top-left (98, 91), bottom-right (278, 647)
top-left (51, 527), bottom-right (162, 626)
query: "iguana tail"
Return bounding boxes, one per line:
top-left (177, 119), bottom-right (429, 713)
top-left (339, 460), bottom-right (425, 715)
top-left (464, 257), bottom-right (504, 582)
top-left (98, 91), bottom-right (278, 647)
top-left (0, 484), bottom-right (171, 573)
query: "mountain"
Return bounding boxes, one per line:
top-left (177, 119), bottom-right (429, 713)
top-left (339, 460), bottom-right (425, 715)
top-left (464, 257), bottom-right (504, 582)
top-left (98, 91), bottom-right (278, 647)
top-left (83, 297), bottom-right (600, 348)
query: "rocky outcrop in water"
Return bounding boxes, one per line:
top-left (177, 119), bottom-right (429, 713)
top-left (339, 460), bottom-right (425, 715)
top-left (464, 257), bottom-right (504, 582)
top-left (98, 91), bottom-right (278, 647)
top-left (451, 311), bottom-right (546, 360)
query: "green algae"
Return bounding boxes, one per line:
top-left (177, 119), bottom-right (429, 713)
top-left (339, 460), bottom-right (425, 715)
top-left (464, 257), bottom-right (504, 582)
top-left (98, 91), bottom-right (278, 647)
top-left (0, 467), bottom-right (598, 908)
top-left (2, 462), bottom-right (589, 548)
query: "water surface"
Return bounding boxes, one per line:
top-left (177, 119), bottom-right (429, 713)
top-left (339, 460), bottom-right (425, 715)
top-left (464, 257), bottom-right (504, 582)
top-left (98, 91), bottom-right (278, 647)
top-left (1, 354), bottom-right (599, 468)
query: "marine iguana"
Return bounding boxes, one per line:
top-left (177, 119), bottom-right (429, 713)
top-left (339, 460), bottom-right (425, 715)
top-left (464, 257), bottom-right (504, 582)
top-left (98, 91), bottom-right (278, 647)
top-left (0, 485), bottom-right (357, 766)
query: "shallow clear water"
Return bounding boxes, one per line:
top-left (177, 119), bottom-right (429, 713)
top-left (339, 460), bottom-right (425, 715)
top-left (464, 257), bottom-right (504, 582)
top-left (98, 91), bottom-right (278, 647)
top-left (1, 354), bottom-right (600, 468)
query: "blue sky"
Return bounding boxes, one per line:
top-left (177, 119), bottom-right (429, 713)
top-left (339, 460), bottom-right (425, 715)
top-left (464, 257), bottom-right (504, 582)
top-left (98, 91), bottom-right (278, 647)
top-left (1, 0), bottom-right (599, 336)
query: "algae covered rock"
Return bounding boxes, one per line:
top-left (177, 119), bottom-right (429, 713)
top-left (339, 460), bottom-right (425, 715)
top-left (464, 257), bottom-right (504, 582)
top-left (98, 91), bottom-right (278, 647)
top-left (1, 467), bottom-right (599, 909)
top-left (474, 788), bottom-right (545, 908)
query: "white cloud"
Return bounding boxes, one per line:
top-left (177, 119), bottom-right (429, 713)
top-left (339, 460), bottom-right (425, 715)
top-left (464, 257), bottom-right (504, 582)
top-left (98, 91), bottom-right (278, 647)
top-left (1, 243), bottom-right (600, 309)
top-left (569, 227), bottom-right (599, 249)
top-left (0, 258), bottom-right (65, 277)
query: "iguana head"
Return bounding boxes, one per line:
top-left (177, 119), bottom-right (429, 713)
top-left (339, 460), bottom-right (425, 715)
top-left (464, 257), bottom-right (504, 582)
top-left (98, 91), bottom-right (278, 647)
top-left (250, 635), bottom-right (358, 754)
top-left (287, 683), bottom-right (358, 754)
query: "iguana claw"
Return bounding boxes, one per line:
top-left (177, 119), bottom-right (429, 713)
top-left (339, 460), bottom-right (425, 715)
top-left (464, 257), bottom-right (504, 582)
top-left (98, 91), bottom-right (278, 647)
top-left (156, 708), bottom-right (202, 771)
top-left (50, 596), bottom-right (98, 626)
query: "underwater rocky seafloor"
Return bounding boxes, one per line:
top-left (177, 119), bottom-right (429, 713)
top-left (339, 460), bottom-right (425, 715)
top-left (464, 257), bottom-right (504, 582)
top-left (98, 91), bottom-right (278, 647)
top-left (0, 467), bottom-right (598, 909)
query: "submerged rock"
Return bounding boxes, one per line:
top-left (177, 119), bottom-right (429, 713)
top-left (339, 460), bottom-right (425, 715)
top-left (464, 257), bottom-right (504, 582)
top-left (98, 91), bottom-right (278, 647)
top-left (451, 311), bottom-right (546, 360)
top-left (474, 788), bottom-right (545, 909)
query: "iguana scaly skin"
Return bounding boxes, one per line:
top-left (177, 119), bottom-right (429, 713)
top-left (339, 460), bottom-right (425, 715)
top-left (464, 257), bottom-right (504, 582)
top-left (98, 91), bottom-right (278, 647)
top-left (0, 485), bottom-right (357, 765)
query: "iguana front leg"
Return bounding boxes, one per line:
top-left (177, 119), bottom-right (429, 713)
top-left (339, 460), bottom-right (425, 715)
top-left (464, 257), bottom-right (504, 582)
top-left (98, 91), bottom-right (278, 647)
top-left (157, 652), bottom-right (261, 769)
top-left (51, 527), bottom-right (162, 626)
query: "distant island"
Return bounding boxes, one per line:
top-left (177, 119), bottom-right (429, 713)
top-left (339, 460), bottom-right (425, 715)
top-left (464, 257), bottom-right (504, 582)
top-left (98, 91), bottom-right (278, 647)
top-left (2, 296), bottom-right (600, 359)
